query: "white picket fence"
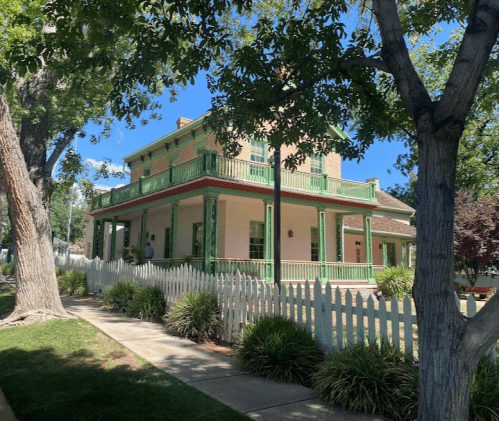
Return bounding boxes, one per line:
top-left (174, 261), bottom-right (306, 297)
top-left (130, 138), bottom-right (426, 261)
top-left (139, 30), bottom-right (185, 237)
top-left (48, 255), bottom-right (491, 359)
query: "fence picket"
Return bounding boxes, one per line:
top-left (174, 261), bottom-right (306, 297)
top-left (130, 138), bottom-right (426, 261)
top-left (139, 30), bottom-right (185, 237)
top-left (367, 295), bottom-right (376, 345)
top-left (345, 289), bottom-right (354, 346)
top-left (335, 287), bottom-right (343, 349)
top-left (403, 295), bottom-right (413, 354)
top-left (305, 281), bottom-right (311, 332)
top-left (296, 284), bottom-right (303, 327)
top-left (314, 280), bottom-right (324, 346)
top-left (356, 292), bottom-right (364, 344)
top-left (391, 296), bottom-right (400, 349)
top-left (324, 283), bottom-right (333, 349)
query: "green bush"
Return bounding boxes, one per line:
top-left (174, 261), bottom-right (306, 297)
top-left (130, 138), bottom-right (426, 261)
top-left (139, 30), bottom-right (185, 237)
top-left (165, 290), bottom-right (220, 342)
top-left (374, 265), bottom-right (414, 300)
top-left (121, 245), bottom-right (145, 266)
top-left (57, 270), bottom-right (88, 296)
top-left (55, 266), bottom-right (64, 277)
top-left (470, 354), bottom-right (499, 421)
top-left (128, 286), bottom-right (166, 322)
top-left (312, 341), bottom-right (418, 421)
top-left (236, 315), bottom-right (324, 387)
top-left (1, 263), bottom-right (14, 276)
top-left (103, 281), bottom-right (141, 313)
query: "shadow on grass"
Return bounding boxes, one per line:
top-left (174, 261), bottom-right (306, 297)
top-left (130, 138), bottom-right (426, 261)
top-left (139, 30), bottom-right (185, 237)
top-left (0, 346), bottom-right (249, 421)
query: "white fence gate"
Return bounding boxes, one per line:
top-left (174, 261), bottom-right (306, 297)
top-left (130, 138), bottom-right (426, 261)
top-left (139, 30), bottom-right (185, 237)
top-left (50, 254), bottom-right (495, 359)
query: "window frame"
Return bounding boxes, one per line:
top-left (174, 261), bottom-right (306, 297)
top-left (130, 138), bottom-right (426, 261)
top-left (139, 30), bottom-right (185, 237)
top-left (249, 221), bottom-right (265, 260)
top-left (311, 227), bottom-right (319, 262)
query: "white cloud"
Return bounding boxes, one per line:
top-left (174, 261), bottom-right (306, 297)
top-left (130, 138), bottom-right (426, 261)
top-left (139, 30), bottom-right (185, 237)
top-left (86, 158), bottom-right (123, 173)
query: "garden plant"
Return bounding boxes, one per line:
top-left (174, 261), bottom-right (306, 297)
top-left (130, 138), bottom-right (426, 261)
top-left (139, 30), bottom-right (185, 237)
top-left (237, 315), bottom-right (324, 387)
top-left (374, 265), bottom-right (415, 300)
top-left (1, 262), bottom-right (14, 276)
top-left (128, 286), bottom-right (166, 322)
top-left (103, 281), bottom-right (141, 313)
top-left (57, 270), bottom-right (88, 296)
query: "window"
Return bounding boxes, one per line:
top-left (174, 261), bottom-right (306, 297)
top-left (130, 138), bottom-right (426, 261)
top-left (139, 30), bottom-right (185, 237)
top-left (387, 242), bottom-right (396, 267)
top-left (192, 223), bottom-right (203, 257)
top-left (249, 221), bottom-right (265, 259)
top-left (311, 228), bottom-right (319, 261)
top-left (164, 227), bottom-right (171, 259)
top-left (250, 140), bottom-right (266, 181)
top-left (143, 166), bottom-right (151, 177)
top-left (168, 152), bottom-right (178, 168)
top-left (310, 154), bottom-right (323, 174)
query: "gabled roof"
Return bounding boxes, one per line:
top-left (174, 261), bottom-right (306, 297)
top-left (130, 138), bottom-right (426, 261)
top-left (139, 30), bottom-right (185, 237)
top-left (344, 214), bottom-right (416, 238)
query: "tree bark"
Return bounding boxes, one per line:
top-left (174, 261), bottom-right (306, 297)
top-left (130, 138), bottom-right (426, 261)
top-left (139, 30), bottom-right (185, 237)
top-left (0, 85), bottom-right (71, 326)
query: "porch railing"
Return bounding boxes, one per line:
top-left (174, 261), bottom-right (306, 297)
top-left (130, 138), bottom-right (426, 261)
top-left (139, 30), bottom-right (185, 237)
top-left (93, 153), bottom-right (376, 210)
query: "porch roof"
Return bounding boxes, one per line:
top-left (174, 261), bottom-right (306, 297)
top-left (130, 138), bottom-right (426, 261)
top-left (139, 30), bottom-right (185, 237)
top-left (344, 214), bottom-right (416, 238)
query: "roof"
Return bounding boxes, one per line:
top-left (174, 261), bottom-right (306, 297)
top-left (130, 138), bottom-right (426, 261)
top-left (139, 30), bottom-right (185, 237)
top-left (375, 189), bottom-right (415, 213)
top-left (344, 214), bottom-right (416, 238)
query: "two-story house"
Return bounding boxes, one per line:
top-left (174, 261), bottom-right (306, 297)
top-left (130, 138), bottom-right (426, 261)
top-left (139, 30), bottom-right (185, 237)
top-left (84, 114), bottom-right (416, 284)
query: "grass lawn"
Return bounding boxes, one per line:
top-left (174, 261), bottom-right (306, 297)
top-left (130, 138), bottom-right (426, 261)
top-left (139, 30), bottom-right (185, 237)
top-left (0, 283), bottom-right (249, 421)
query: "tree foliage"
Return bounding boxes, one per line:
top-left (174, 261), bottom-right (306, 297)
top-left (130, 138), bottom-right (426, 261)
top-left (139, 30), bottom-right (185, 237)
top-left (454, 189), bottom-right (499, 286)
top-left (49, 186), bottom-right (86, 244)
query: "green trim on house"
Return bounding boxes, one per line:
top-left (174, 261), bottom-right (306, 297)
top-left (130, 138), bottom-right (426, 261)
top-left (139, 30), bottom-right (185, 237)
top-left (110, 217), bottom-right (118, 260)
top-left (263, 201), bottom-right (274, 282)
top-left (170, 202), bottom-right (178, 263)
top-left (401, 240), bottom-right (407, 266)
top-left (382, 237), bottom-right (388, 268)
top-left (363, 216), bottom-right (374, 282)
top-left (317, 207), bottom-right (327, 282)
top-left (344, 228), bottom-right (415, 241)
top-left (92, 220), bottom-right (100, 259)
top-left (202, 195), bottom-right (218, 274)
top-left (335, 214), bottom-right (344, 262)
top-left (140, 209), bottom-right (148, 251)
top-left (192, 222), bottom-right (203, 257)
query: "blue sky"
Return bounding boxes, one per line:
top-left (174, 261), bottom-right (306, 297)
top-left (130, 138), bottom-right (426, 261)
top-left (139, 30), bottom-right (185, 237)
top-left (74, 73), bottom-right (411, 192)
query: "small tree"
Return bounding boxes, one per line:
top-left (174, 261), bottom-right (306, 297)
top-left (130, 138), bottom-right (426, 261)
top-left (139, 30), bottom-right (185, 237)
top-left (454, 189), bottom-right (499, 286)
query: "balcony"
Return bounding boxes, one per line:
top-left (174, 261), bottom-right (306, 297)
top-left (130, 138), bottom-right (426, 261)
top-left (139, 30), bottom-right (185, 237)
top-left (92, 152), bottom-right (377, 210)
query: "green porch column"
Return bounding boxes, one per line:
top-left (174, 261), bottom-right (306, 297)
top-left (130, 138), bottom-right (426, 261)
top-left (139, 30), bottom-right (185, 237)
top-left (140, 209), bottom-right (148, 251)
top-left (264, 200), bottom-right (274, 283)
top-left (98, 220), bottom-right (106, 259)
top-left (401, 240), bottom-right (407, 267)
top-left (169, 202), bottom-right (179, 266)
top-left (92, 219), bottom-right (101, 259)
top-left (363, 215), bottom-right (375, 282)
top-left (318, 207), bottom-right (327, 282)
top-left (203, 195), bottom-right (218, 275)
top-left (382, 238), bottom-right (388, 268)
top-left (335, 214), bottom-right (344, 262)
top-left (123, 222), bottom-right (131, 247)
top-left (110, 216), bottom-right (118, 261)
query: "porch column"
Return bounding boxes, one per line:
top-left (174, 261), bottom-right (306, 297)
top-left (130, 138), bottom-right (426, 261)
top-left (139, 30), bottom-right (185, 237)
top-left (123, 222), bottom-right (130, 247)
top-left (363, 215), bottom-right (375, 282)
top-left (140, 209), bottom-right (148, 251)
top-left (318, 207), bottom-right (327, 282)
top-left (382, 237), bottom-right (388, 268)
top-left (92, 219), bottom-right (101, 259)
top-left (406, 242), bottom-right (412, 267)
top-left (169, 201), bottom-right (179, 266)
top-left (335, 214), bottom-right (344, 262)
top-left (98, 220), bottom-right (106, 259)
top-left (110, 216), bottom-right (118, 260)
top-left (203, 194), bottom-right (218, 274)
top-left (264, 200), bottom-right (274, 283)
top-left (401, 240), bottom-right (407, 267)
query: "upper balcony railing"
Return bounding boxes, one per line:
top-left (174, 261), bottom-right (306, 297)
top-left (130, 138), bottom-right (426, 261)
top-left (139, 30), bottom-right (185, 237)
top-left (92, 151), bottom-right (376, 210)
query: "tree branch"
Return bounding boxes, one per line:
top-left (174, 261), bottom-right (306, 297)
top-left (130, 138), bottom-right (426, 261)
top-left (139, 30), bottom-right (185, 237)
top-left (437, 0), bottom-right (499, 124)
top-left (371, 0), bottom-right (432, 122)
top-left (46, 127), bottom-right (77, 175)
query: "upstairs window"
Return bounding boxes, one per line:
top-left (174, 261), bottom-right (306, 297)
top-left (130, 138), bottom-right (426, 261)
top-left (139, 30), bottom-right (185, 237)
top-left (250, 140), bottom-right (266, 163)
top-left (143, 166), bottom-right (151, 177)
top-left (310, 154), bottom-right (323, 174)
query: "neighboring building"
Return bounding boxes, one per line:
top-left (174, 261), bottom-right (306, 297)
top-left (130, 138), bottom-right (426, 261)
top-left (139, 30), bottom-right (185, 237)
top-left (85, 114), bottom-right (416, 284)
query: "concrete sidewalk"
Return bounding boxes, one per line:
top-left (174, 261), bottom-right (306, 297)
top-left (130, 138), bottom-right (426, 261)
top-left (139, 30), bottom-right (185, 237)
top-left (61, 296), bottom-right (389, 421)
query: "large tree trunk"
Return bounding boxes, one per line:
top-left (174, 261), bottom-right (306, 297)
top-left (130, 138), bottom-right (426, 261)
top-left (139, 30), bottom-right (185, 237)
top-left (414, 123), bottom-right (486, 420)
top-left (0, 86), bottom-right (71, 326)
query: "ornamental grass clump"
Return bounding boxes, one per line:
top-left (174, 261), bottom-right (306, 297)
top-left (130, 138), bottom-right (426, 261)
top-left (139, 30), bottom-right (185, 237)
top-left (57, 270), bottom-right (88, 296)
top-left (1, 263), bottom-right (14, 276)
top-left (128, 286), bottom-right (166, 322)
top-left (469, 354), bottom-right (499, 421)
top-left (55, 266), bottom-right (64, 277)
top-left (236, 315), bottom-right (324, 387)
top-left (374, 265), bottom-right (414, 300)
top-left (103, 280), bottom-right (140, 313)
top-left (312, 341), bottom-right (418, 421)
top-left (164, 290), bottom-right (220, 342)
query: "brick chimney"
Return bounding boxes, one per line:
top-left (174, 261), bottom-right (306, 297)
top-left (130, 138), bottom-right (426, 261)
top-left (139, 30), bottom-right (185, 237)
top-left (365, 177), bottom-right (380, 190)
top-left (176, 117), bottom-right (193, 129)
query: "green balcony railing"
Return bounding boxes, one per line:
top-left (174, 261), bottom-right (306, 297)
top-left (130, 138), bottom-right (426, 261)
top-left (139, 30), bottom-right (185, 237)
top-left (217, 259), bottom-right (266, 279)
top-left (93, 153), bottom-right (376, 210)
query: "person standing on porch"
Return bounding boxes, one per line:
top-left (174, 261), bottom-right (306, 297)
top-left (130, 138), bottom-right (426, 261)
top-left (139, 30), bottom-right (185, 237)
top-left (144, 242), bottom-right (154, 260)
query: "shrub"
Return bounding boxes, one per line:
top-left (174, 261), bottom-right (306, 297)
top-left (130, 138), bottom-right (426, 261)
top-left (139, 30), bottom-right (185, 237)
top-left (128, 286), bottom-right (166, 322)
top-left (375, 265), bottom-right (414, 300)
top-left (470, 354), bottom-right (499, 421)
top-left (165, 290), bottom-right (220, 342)
top-left (1, 263), bottom-right (14, 276)
top-left (55, 266), bottom-right (64, 277)
top-left (312, 341), bottom-right (418, 421)
top-left (58, 270), bottom-right (88, 296)
top-left (103, 281), bottom-right (141, 313)
top-left (236, 315), bottom-right (324, 387)
top-left (121, 246), bottom-right (145, 266)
